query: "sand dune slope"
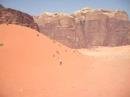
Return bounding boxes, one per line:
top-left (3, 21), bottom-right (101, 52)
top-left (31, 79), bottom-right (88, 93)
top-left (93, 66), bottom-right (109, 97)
top-left (0, 24), bottom-right (130, 97)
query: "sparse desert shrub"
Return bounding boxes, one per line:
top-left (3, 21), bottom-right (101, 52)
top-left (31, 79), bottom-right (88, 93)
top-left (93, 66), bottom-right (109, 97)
top-left (52, 54), bottom-right (55, 58)
top-left (56, 50), bottom-right (60, 55)
top-left (65, 49), bottom-right (67, 52)
top-left (0, 43), bottom-right (4, 46)
top-left (53, 40), bottom-right (56, 43)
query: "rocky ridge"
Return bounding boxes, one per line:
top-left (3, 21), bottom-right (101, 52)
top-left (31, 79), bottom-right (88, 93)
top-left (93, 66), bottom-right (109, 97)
top-left (34, 7), bottom-right (130, 48)
top-left (0, 5), bottom-right (39, 31)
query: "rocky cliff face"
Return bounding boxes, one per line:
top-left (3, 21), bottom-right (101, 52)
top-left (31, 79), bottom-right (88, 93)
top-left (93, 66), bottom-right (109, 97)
top-left (0, 6), bottom-right (39, 31)
top-left (35, 8), bottom-right (130, 48)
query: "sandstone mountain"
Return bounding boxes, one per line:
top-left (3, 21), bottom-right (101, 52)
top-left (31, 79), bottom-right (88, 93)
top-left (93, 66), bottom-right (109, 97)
top-left (0, 5), bottom-right (39, 31)
top-left (34, 7), bottom-right (130, 48)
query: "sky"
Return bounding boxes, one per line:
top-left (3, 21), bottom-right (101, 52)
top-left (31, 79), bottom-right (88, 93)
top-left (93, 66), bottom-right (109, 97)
top-left (0, 0), bottom-right (130, 17)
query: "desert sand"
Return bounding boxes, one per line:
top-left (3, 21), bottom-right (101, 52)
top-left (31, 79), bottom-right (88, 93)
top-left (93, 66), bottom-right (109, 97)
top-left (0, 24), bottom-right (130, 97)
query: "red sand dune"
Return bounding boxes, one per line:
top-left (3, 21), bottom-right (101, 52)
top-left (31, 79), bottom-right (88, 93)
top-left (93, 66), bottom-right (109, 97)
top-left (0, 24), bottom-right (130, 97)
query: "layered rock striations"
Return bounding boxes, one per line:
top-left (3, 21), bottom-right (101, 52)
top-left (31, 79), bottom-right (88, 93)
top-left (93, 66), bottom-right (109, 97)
top-left (0, 5), bottom-right (39, 31)
top-left (35, 7), bottom-right (130, 48)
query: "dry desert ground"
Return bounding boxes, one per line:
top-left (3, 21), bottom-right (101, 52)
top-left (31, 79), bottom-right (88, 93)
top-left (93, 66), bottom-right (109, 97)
top-left (0, 24), bottom-right (130, 97)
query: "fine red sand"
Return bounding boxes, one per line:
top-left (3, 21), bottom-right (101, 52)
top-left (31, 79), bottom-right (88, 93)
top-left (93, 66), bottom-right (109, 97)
top-left (0, 24), bottom-right (130, 97)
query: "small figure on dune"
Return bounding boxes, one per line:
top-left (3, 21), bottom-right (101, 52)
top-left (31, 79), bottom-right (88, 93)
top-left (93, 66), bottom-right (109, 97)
top-left (59, 59), bottom-right (63, 66)
top-left (37, 34), bottom-right (39, 37)
top-left (56, 50), bottom-right (60, 55)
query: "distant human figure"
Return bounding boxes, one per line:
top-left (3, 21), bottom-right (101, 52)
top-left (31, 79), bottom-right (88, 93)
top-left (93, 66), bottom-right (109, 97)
top-left (37, 34), bottom-right (39, 37)
top-left (59, 60), bottom-right (62, 66)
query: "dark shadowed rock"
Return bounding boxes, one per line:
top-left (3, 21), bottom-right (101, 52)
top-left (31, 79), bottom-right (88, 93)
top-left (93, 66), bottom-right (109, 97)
top-left (0, 6), bottom-right (39, 31)
top-left (0, 4), bottom-right (4, 9)
top-left (34, 8), bottom-right (130, 48)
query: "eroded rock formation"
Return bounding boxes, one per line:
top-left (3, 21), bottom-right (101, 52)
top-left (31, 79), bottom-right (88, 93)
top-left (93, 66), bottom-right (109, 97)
top-left (35, 7), bottom-right (130, 48)
top-left (0, 5), bottom-right (39, 31)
